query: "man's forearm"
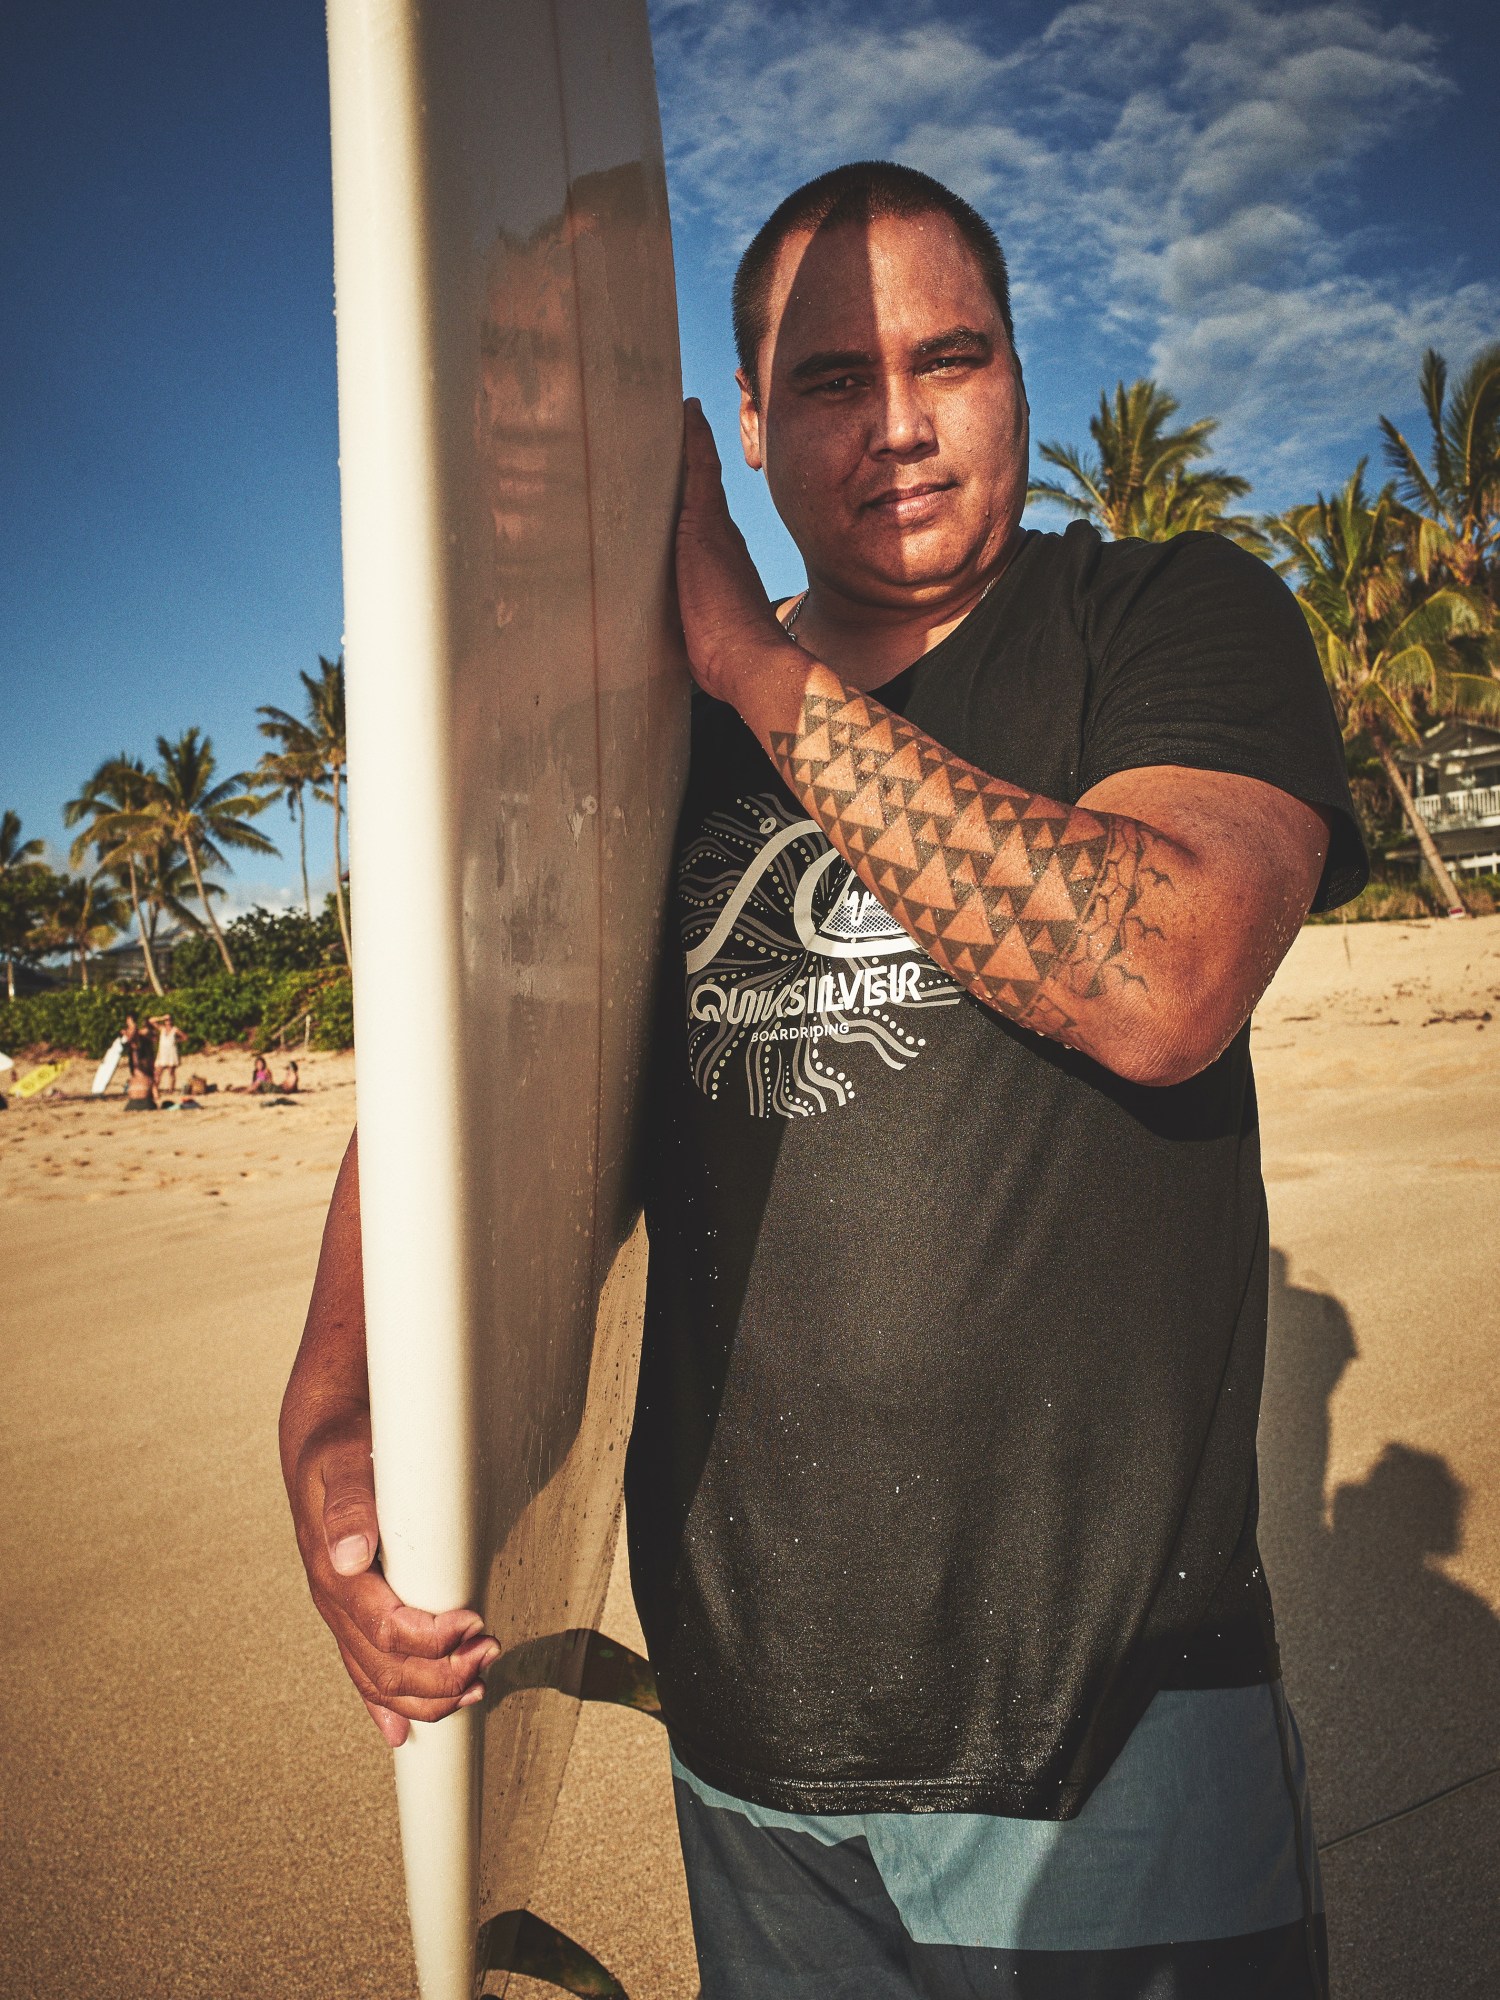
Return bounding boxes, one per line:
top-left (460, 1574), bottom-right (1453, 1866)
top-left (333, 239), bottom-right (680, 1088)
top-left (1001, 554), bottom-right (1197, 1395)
top-left (279, 1134), bottom-right (371, 1478)
top-left (735, 649), bottom-right (1187, 1074)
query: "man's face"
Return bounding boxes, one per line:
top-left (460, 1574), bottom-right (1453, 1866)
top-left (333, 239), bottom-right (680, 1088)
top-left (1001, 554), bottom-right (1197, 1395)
top-left (741, 211), bottom-right (1029, 607)
top-left (476, 231), bottom-right (588, 564)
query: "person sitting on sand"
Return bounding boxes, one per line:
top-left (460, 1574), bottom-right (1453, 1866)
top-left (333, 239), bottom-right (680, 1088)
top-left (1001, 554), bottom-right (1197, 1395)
top-left (276, 1060), bottom-right (300, 1094)
top-left (149, 1012), bottom-right (183, 1095)
top-left (250, 1054), bottom-right (274, 1095)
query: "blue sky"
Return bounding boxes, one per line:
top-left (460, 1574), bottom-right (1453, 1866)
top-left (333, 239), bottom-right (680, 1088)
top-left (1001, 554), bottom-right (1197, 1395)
top-left (2, 0), bottom-right (1496, 912)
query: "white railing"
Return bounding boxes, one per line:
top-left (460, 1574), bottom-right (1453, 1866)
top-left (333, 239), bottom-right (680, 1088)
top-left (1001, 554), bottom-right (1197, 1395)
top-left (1412, 784), bottom-right (1500, 825)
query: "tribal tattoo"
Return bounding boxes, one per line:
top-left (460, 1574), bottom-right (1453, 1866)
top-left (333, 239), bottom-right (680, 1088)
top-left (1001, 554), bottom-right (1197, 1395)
top-left (768, 682), bottom-right (1175, 1046)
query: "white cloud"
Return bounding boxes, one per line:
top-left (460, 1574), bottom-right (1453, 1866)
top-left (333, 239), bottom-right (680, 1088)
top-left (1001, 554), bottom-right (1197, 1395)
top-left (216, 871), bottom-right (336, 923)
top-left (649, 0), bottom-right (1497, 506)
top-left (654, 5), bottom-right (1025, 240)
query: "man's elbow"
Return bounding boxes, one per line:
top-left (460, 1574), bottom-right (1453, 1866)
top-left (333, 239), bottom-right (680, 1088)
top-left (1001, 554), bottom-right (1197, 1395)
top-left (1098, 1011), bottom-right (1238, 1089)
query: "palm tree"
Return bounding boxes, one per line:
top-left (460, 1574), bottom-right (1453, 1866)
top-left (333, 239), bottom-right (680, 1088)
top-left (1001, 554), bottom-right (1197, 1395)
top-left (255, 718), bottom-right (321, 919)
top-left (259, 655), bottom-right (349, 961)
top-left (1379, 345), bottom-right (1500, 605)
top-left (127, 730), bottom-right (277, 974)
top-left (1028, 378), bottom-right (1268, 552)
top-left (64, 756), bottom-right (168, 996)
top-left (139, 839), bottom-right (225, 974)
top-left (1269, 465), bottom-right (1500, 915)
top-left (0, 809), bottom-right (43, 876)
top-left (1, 809), bottom-right (47, 1000)
top-left (29, 872), bottom-right (127, 989)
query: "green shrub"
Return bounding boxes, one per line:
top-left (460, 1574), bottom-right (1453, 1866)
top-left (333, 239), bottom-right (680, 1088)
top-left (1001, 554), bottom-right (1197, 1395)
top-left (307, 976), bottom-right (354, 1051)
top-left (0, 986), bottom-right (136, 1060)
top-left (170, 900), bottom-right (346, 982)
top-left (250, 969), bottom-right (354, 1053)
top-left (1312, 872), bottom-right (1500, 923)
top-left (0, 967), bottom-right (355, 1059)
top-left (167, 971), bottom-right (280, 1047)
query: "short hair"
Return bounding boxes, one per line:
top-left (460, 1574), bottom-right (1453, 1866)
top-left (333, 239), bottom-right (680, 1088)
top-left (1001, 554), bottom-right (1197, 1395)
top-left (732, 161), bottom-right (1015, 389)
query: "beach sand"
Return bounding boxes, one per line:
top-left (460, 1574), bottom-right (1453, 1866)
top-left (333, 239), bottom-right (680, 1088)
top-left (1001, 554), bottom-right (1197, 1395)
top-left (2, 917), bottom-right (1497, 1997)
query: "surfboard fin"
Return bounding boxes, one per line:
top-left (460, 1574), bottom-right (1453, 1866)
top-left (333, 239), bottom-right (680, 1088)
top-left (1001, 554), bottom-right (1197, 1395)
top-left (487, 1629), bottom-right (662, 1719)
top-left (478, 1909), bottom-right (631, 1997)
top-left (578, 1631), bottom-right (661, 1718)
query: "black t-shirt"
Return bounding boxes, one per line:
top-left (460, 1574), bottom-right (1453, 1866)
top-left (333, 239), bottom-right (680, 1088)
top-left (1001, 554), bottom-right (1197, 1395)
top-left (627, 523), bottom-right (1367, 1820)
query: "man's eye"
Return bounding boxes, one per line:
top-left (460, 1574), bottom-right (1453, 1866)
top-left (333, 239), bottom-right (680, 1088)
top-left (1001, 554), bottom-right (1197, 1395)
top-left (812, 375), bottom-right (860, 395)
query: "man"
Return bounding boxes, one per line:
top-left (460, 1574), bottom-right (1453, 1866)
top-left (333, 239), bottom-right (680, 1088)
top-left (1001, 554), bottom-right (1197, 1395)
top-left (282, 164), bottom-right (1365, 1996)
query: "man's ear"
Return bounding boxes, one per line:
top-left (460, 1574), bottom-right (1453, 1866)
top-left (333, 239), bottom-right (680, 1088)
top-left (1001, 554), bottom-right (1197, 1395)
top-left (736, 367), bottom-right (765, 472)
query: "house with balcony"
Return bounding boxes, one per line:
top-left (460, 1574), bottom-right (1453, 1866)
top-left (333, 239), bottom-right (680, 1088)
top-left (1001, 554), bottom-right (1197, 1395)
top-left (1390, 721), bottom-right (1500, 875)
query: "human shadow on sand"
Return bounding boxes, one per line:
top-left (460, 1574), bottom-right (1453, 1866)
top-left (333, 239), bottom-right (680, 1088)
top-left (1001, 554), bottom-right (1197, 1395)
top-left (1254, 1247), bottom-right (1500, 1995)
top-left (997, 1248), bottom-right (1500, 1997)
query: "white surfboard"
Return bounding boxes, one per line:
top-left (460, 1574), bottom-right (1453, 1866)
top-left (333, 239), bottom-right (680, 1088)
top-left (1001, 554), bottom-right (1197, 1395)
top-left (326, 2), bottom-right (688, 1994)
top-left (92, 1038), bottom-right (125, 1096)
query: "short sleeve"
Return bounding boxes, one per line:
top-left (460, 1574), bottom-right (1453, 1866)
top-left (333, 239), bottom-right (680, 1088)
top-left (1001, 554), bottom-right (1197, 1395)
top-left (1078, 533), bottom-right (1368, 912)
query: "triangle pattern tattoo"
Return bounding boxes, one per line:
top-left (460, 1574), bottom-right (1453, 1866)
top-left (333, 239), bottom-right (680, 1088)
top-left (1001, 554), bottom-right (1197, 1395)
top-left (765, 680), bottom-right (1148, 1035)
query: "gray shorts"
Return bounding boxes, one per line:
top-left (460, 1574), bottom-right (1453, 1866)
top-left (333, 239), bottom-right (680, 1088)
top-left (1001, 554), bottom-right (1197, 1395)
top-left (672, 1682), bottom-right (1326, 1998)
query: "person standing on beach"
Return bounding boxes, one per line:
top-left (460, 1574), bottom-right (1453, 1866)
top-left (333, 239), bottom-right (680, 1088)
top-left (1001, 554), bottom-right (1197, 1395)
top-left (149, 1012), bottom-right (182, 1095)
top-left (282, 163), bottom-right (1368, 1997)
top-left (122, 1013), bottom-right (156, 1111)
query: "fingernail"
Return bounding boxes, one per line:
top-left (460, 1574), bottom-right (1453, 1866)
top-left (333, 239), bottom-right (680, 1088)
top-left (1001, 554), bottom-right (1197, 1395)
top-left (331, 1533), bottom-right (371, 1574)
top-left (460, 1684), bottom-right (485, 1707)
top-left (456, 1612), bottom-right (484, 1640)
top-left (475, 1641), bottom-right (502, 1669)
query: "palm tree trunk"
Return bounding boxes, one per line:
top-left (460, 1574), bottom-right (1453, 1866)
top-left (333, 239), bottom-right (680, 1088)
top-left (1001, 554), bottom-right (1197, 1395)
top-left (79, 942), bottom-right (90, 990)
top-left (185, 830), bottom-right (237, 972)
top-left (127, 858), bottom-right (165, 996)
top-left (331, 769), bottom-right (352, 965)
top-left (1377, 741), bottom-right (1469, 916)
top-left (297, 792), bottom-right (312, 918)
top-left (5, 954), bottom-right (13, 1002)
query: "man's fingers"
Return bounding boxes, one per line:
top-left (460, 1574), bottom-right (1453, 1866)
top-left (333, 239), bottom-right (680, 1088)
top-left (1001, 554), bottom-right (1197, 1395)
top-left (330, 1532), bottom-right (371, 1576)
top-left (320, 1434), bottom-right (381, 1575)
top-left (301, 1421), bottom-right (498, 1715)
top-left (682, 398), bottom-right (729, 505)
top-left (313, 1430), bottom-right (486, 1650)
top-left (363, 1697), bottom-right (410, 1748)
top-left (326, 1574), bottom-right (500, 1692)
top-left (331, 1564), bottom-right (487, 1660)
top-left (338, 1638), bottom-right (493, 1725)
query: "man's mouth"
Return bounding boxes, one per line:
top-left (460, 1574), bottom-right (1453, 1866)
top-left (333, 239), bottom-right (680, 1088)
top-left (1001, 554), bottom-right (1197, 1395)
top-left (862, 479), bottom-right (957, 520)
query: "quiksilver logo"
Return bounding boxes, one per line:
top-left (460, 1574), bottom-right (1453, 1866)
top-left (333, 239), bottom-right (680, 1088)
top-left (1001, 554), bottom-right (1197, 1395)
top-left (690, 960), bottom-right (928, 1026)
top-left (679, 792), bottom-right (959, 1119)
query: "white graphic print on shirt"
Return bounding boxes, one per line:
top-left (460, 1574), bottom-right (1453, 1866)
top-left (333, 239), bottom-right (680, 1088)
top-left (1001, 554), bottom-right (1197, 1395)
top-left (680, 790), bottom-right (960, 1118)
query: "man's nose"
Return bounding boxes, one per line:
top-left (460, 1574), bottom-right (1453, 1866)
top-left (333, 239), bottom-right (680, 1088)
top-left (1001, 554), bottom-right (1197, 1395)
top-left (871, 373), bottom-right (937, 458)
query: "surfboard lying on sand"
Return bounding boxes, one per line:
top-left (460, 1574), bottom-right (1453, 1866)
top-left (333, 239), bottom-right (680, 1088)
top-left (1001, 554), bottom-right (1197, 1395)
top-left (14, 1060), bottom-right (70, 1100)
top-left (326, 1), bottom-right (688, 1993)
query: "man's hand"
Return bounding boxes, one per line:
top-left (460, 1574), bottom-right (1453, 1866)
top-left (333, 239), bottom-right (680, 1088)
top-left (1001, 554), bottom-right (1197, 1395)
top-left (284, 1400), bottom-right (498, 1747)
top-left (675, 399), bottom-right (795, 704)
top-left (281, 1133), bottom-right (498, 1746)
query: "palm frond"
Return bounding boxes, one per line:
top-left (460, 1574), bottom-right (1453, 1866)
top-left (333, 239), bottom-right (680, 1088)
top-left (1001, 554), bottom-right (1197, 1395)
top-left (1446, 343), bottom-right (1500, 505)
top-left (1419, 349), bottom-right (1453, 494)
top-left (1378, 416), bottom-right (1447, 522)
top-left (1442, 670), bottom-right (1500, 723)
